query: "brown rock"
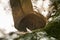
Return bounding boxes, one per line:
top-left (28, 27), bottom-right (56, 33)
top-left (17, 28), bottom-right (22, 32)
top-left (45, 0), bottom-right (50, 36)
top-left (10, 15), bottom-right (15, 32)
top-left (10, 0), bottom-right (46, 32)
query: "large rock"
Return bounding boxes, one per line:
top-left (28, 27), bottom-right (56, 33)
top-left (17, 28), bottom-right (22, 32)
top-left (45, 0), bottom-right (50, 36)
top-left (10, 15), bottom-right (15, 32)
top-left (10, 0), bottom-right (46, 32)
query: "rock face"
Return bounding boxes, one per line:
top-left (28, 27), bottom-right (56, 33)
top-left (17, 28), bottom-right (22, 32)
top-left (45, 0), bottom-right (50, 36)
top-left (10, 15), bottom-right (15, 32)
top-left (10, 0), bottom-right (33, 29)
top-left (17, 12), bottom-right (46, 32)
top-left (10, 0), bottom-right (46, 32)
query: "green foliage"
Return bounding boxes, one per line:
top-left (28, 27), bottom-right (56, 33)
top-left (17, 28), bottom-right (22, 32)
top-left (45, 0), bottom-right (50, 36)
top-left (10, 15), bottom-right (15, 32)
top-left (44, 0), bottom-right (60, 39)
top-left (14, 31), bottom-right (56, 40)
top-left (45, 15), bottom-right (60, 40)
top-left (50, 0), bottom-right (60, 18)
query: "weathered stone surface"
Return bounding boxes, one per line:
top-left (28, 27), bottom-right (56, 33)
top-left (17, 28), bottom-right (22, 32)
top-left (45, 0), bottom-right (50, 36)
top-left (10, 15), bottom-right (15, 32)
top-left (10, 0), bottom-right (46, 32)
top-left (17, 12), bottom-right (46, 32)
top-left (10, 0), bottom-right (33, 28)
